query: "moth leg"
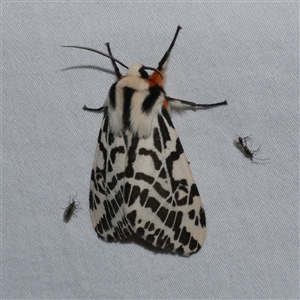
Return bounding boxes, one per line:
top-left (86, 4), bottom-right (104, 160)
top-left (167, 96), bottom-right (228, 110)
top-left (82, 105), bottom-right (106, 112)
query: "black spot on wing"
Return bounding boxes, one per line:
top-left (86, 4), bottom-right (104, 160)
top-left (146, 222), bottom-right (153, 231)
top-left (178, 196), bottom-right (188, 206)
top-left (165, 211), bottom-right (176, 228)
top-left (106, 234), bottom-right (114, 242)
top-left (173, 211), bottom-right (183, 240)
top-left (136, 227), bottom-right (145, 236)
top-left (139, 189), bottom-right (149, 206)
top-left (189, 236), bottom-right (199, 251)
top-left (175, 246), bottom-right (184, 256)
top-left (107, 176), bottom-right (117, 191)
top-left (159, 168), bottom-right (167, 179)
top-left (164, 241), bottom-right (175, 252)
top-left (190, 183), bottom-right (200, 197)
top-left (145, 197), bottom-right (160, 213)
top-left (146, 234), bottom-right (155, 244)
top-left (108, 160), bottom-right (113, 172)
top-left (103, 198), bottom-right (117, 220)
top-left (127, 210), bottom-right (137, 226)
top-left (96, 222), bottom-right (103, 235)
top-left (115, 190), bottom-right (124, 207)
top-left (200, 207), bottom-right (206, 227)
top-left (128, 185), bottom-right (140, 207)
top-left (156, 206), bottom-right (168, 222)
top-left (188, 209), bottom-right (195, 219)
top-left (95, 194), bottom-right (101, 205)
top-left (178, 226), bottom-right (191, 246)
top-left (153, 182), bottom-right (170, 198)
top-left (156, 230), bottom-right (168, 247)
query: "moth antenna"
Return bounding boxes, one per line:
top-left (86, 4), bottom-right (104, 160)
top-left (142, 66), bottom-right (163, 79)
top-left (105, 42), bottom-right (122, 79)
top-left (158, 25), bottom-right (182, 71)
top-left (62, 45), bottom-right (129, 69)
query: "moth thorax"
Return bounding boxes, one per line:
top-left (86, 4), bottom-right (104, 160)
top-left (126, 63), bottom-right (144, 77)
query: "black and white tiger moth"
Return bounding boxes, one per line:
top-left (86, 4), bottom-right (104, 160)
top-left (64, 26), bottom-right (227, 256)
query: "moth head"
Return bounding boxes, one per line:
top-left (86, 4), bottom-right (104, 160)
top-left (127, 63), bottom-right (145, 77)
top-left (127, 63), bottom-right (162, 79)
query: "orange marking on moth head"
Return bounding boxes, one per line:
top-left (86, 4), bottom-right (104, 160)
top-left (149, 71), bottom-right (164, 87)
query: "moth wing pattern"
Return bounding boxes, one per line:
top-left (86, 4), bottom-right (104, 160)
top-left (124, 108), bottom-right (206, 256)
top-left (75, 26), bottom-right (226, 255)
top-left (89, 111), bottom-right (134, 241)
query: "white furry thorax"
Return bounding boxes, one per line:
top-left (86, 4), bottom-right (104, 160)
top-left (107, 63), bottom-right (165, 139)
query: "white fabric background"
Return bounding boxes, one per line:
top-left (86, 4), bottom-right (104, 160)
top-left (2, 2), bottom-right (299, 299)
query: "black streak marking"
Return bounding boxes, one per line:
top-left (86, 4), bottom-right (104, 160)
top-left (108, 131), bottom-right (114, 146)
top-left (127, 210), bottom-right (137, 226)
top-left (139, 189), bottom-right (149, 206)
top-left (135, 172), bottom-right (154, 184)
top-left (165, 211), bottom-right (176, 228)
top-left (200, 207), bottom-right (206, 227)
top-left (109, 82), bottom-right (117, 109)
top-left (156, 206), bottom-right (168, 222)
top-left (161, 107), bottom-right (174, 128)
top-left (126, 135), bottom-right (139, 178)
top-left (110, 146), bottom-right (125, 164)
top-left (139, 148), bottom-right (162, 170)
top-left (123, 87), bottom-right (135, 129)
top-left (179, 226), bottom-right (191, 246)
top-left (153, 128), bottom-right (162, 152)
top-left (142, 85), bottom-right (163, 114)
top-left (107, 176), bottom-right (117, 191)
top-left (177, 196), bottom-right (188, 206)
top-left (124, 182), bottom-right (131, 204)
top-left (145, 197), bottom-right (160, 213)
top-left (89, 188), bottom-right (95, 210)
top-left (128, 185), bottom-right (140, 207)
top-left (153, 182), bottom-right (170, 198)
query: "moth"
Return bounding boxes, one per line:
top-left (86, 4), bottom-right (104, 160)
top-left (63, 26), bottom-right (227, 255)
top-left (63, 193), bottom-right (80, 223)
